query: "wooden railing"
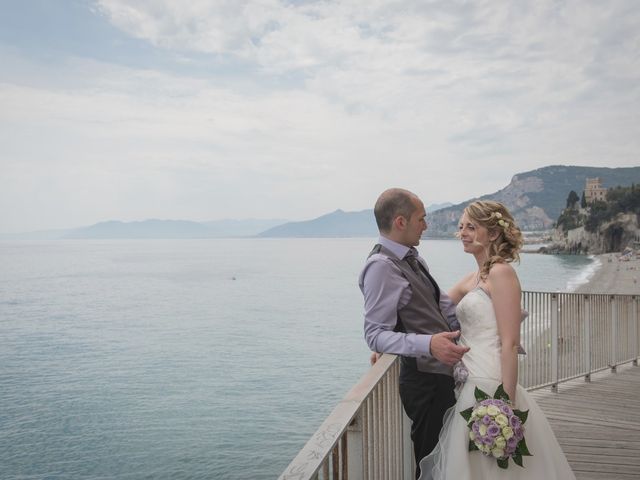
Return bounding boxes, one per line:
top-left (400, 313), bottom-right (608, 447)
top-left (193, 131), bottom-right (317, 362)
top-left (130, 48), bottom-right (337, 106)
top-left (278, 354), bottom-right (413, 480)
top-left (279, 292), bottom-right (639, 480)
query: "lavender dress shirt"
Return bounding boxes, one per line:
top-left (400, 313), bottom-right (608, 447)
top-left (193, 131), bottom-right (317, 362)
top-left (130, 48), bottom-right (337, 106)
top-left (359, 236), bottom-right (460, 359)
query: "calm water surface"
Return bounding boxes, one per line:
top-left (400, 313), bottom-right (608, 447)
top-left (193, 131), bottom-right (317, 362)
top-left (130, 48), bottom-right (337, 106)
top-left (0, 239), bottom-right (593, 479)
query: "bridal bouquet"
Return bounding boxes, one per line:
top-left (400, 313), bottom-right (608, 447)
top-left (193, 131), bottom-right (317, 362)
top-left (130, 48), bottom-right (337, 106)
top-left (460, 384), bottom-right (531, 469)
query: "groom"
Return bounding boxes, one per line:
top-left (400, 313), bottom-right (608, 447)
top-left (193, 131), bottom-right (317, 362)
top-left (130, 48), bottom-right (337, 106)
top-left (359, 188), bottom-right (469, 477)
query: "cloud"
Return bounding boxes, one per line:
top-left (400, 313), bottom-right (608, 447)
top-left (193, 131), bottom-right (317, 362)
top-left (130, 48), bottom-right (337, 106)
top-left (0, 1), bottom-right (639, 232)
top-left (93, 1), bottom-right (640, 139)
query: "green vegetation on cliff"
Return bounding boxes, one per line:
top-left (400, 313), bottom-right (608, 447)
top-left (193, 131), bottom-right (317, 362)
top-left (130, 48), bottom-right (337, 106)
top-left (584, 185), bottom-right (640, 232)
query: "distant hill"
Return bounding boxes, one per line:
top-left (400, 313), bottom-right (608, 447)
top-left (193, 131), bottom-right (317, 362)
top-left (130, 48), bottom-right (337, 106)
top-left (259, 209), bottom-right (377, 237)
top-left (258, 202), bottom-right (453, 238)
top-left (64, 218), bottom-right (288, 239)
top-left (64, 220), bottom-right (211, 239)
top-left (426, 165), bottom-right (640, 236)
top-left (3, 218), bottom-right (288, 240)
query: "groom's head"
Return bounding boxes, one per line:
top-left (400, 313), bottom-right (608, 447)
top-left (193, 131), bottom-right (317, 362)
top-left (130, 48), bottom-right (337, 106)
top-left (374, 188), bottom-right (427, 247)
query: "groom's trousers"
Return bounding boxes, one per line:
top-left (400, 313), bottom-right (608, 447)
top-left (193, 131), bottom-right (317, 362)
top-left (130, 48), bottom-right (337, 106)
top-left (399, 357), bottom-right (455, 479)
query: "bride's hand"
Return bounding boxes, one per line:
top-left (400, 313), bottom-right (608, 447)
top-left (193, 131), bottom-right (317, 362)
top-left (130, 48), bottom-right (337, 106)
top-left (430, 331), bottom-right (470, 366)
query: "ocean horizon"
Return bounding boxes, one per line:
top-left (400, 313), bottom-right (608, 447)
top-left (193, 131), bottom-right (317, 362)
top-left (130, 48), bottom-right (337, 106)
top-left (0, 238), bottom-right (595, 479)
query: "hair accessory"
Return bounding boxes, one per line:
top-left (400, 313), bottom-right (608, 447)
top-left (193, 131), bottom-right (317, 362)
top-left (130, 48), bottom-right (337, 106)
top-left (498, 219), bottom-right (509, 228)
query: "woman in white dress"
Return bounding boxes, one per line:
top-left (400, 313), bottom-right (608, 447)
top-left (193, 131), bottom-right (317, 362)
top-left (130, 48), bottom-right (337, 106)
top-left (418, 200), bottom-right (576, 480)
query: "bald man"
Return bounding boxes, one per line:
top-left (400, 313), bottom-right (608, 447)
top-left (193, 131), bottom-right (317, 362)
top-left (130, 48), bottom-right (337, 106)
top-left (359, 188), bottom-right (468, 477)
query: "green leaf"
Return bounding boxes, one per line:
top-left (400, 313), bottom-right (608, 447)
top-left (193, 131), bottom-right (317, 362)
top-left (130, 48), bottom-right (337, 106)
top-left (468, 440), bottom-right (479, 451)
top-left (460, 406), bottom-right (473, 422)
top-left (517, 437), bottom-right (532, 456)
top-left (515, 409), bottom-right (529, 424)
top-left (494, 383), bottom-right (511, 402)
top-left (513, 452), bottom-right (524, 467)
top-left (497, 458), bottom-right (509, 469)
top-left (474, 386), bottom-right (490, 402)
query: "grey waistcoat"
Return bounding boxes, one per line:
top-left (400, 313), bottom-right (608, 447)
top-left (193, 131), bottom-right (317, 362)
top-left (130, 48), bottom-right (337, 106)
top-left (370, 244), bottom-right (453, 376)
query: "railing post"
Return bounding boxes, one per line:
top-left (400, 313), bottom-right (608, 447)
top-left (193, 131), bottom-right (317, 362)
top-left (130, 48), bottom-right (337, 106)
top-left (347, 412), bottom-right (364, 480)
top-left (634, 297), bottom-right (639, 367)
top-left (583, 295), bottom-right (591, 382)
top-left (402, 411), bottom-right (414, 480)
top-left (611, 295), bottom-right (618, 373)
top-left (551, 293), bottom-right (559, 393)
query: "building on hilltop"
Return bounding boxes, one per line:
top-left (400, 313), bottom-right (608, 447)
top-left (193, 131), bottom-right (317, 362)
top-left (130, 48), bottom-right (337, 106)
top-left (585, 177), bottom-right (607, 203)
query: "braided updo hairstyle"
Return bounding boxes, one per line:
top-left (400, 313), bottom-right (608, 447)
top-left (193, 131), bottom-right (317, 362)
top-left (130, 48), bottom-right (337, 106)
top-left (464, 200), bottom-right (524, 280)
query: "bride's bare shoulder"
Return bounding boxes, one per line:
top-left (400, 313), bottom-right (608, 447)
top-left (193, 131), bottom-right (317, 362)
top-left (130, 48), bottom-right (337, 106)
top-left (487, 263), bottom-right (520, 291)
top-left (488, 262), bottom-right (516, 277)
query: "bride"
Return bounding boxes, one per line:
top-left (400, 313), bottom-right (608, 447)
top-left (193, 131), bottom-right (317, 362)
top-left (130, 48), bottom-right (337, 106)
top-left (418, 200), bottom-right (576, 479)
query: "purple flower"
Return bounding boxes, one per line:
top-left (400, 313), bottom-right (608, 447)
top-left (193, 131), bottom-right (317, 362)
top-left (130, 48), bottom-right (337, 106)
top-left (513, 426), bottom-right (524, 440)
top-left (483, 435), bottom-right (494, 445)
top-left (487, 424), bottom-right (501, 437)
top-left (482, 415), bottom-right (492, 425)
top-left (509, 415), bottom-right (521, 428)
top-left (472, 422), bottom-right (480, 433)
top-left (507, 436), bottom-right (518, 450)
top-left (500, 404), bottom-right (513, 416)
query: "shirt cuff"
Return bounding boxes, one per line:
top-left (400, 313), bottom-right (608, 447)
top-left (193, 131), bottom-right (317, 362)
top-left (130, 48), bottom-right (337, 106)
top-left (418, 334), bottom-right (433, 359)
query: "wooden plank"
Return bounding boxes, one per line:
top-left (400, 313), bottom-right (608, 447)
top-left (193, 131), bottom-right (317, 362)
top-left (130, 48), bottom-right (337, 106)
top-left (531, 364), bottom-right (640, 480)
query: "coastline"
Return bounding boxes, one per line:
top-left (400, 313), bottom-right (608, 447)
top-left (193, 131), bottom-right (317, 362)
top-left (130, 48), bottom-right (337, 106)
top-left (574, 253), bottom-right (640, 295)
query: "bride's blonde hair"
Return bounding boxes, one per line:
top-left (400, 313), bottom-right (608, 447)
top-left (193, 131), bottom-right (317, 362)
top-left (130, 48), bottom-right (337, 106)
top-left (463, 200), bottom-right (524, 280)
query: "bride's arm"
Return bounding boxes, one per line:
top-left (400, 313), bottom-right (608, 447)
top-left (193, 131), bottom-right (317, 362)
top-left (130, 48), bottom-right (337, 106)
top-left (447, 271), bottom-right (476, 304)
top-left (488, 264), bottom-right (522, 402)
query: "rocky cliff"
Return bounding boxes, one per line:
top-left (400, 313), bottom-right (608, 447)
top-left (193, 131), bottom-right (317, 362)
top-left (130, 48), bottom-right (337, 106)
top-left (425, 165), bottom-right (640, 236)
top-left (547, 213), bottom-right (639, 254)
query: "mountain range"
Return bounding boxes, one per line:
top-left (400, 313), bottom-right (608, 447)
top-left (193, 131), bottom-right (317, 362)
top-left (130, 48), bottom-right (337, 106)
top-left (5, 166), bottom-right (639, 239)
top-left (259, 165), bottom-right (640, 237)
top-left (258, 203), bottom-right (452, 238)
top-left (4, 218), bottom-right (287, 240)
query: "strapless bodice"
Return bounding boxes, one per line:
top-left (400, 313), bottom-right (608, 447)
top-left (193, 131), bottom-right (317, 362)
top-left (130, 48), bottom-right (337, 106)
top-left (456, 288), bottom-right (502, 380)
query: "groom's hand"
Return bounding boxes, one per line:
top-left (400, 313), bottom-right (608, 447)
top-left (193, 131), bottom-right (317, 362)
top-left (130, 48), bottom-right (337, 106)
top-left (369, 352), bottom-right (381, 365)
top-left (430, 331), bottom-right (469, 366)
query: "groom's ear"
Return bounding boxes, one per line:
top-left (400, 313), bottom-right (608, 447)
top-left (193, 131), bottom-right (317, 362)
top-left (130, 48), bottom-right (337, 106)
top-left (394, 215), bottom-right (407, 230)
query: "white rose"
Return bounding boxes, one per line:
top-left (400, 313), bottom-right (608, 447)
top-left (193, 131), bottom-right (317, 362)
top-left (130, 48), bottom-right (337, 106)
top-left (487, 405), bottom-right (500, 416)
top-left (495, 436), bottom-right (506, 449)
top-left (492, 447), bottom-right (505, 458)
top-left (469, 430), bottom-right (476, 440)
top-left (502, 426), bottom-right (514, 439)
top-left (479, 424), bottom-right (488, 436)
top-left (495, 414), bottom-right (508, 426)
top-left (476, 406), bottom-right (488, 417)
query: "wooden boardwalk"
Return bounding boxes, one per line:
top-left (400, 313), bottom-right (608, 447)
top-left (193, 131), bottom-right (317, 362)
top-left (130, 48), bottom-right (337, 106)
top-left (531, 364), bottom-right (640, 480)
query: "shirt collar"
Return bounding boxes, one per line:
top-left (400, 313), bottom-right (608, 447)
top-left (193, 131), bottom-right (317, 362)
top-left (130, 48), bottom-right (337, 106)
top-left (378, 235), bottom-right (415, 260)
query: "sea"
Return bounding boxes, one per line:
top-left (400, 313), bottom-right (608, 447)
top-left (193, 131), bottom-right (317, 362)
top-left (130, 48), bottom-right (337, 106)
top-left (0, 238), bottom-right (596, 480)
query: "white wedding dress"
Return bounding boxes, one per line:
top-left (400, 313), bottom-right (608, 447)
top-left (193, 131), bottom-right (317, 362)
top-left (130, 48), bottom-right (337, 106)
top-left (418, 287), bottom-right (576, 480)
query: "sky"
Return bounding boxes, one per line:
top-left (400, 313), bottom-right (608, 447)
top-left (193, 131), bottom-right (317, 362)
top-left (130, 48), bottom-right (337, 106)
top-left (1, 0), bottom-right (639, 233)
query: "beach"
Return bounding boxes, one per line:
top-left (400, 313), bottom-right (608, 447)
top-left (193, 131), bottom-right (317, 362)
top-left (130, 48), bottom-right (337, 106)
top-left (576, 253), bottom-right (640, 295)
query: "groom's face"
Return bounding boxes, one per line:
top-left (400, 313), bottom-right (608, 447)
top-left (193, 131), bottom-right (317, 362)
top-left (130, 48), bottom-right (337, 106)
top-left (404, 198), bottom-right (427, 246)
